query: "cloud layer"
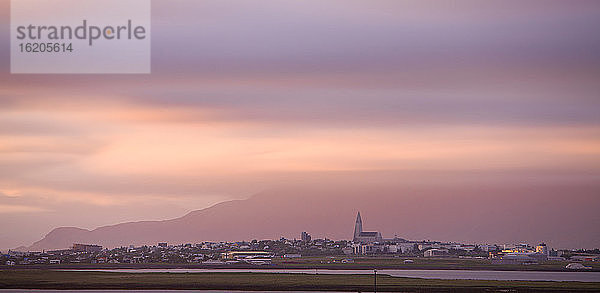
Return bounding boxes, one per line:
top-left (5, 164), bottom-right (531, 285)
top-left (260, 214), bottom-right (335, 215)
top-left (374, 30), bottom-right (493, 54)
top-left (1, 0), bottom-right (599, 249)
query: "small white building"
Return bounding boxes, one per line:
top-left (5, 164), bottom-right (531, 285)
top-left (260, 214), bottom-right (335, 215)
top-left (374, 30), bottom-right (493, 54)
top-left (478, 244), bottom-right (497, 252)
top-left (424, 248), bottom-right (448, 257)
top-left (386, 245), bottom-right (399, 253)
top-left (566, 263), bottom-right (592, 270)
top-left (398, 243), bottom-right (415, 253)
top-left (498, 253), bottom-right (538, 264)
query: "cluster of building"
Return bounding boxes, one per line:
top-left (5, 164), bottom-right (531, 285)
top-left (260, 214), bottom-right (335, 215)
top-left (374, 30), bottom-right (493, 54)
top-left (1, 238), bottom-right (348, 266)
top-left (345, 212), bottom-right (599, 265)
top-left (2, 212), bottom-right (598, 267)
top-left (348, 212), bottom-right (488, 256)
top-left (489, 243), bottom-right (572, 264)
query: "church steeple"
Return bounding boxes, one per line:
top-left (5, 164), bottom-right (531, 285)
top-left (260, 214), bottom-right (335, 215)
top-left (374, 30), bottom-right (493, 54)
top-left (353, 211), bottom-right (363, 241)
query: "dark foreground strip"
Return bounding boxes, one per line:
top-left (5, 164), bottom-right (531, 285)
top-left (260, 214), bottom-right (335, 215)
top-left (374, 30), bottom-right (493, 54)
top-left (1, 270), bottom-right (599, 292)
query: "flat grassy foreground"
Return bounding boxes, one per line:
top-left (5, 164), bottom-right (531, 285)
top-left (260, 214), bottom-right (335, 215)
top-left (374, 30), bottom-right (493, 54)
top-left (274, 256), bottom-right (600, 271)
top-left (1, 270), bottom-right (600, 292)
top-left (6, 256), bottom-right (597, 272)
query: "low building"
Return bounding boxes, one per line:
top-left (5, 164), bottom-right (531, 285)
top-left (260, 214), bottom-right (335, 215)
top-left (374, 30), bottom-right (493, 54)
top-left (386, 244), bottom-right (399, 253)
top-left (502, 243), bottom-right (534, 254)
top-left (342, 247), bottom-right (354, 255)
top-left (570, 255), bottom-right (600, 262)
top-left (424, 248), bottom-right (448, 257)
top-left (478, 244), bottom-right (498, 252)
top-left (397, 242), bottom-right (415, 253)
top-left (566, 263), bottom-right (592, 270)
top-left (202, 260), bottom-right (225, 265)
top-left (536, 243), bottom-right (548, 256)
top-left (351, 243), bottom-right (383, 255)
top-left (72, 243), bottom-right (102, 253)
top-left (496, 252), bottom-right (538, 264)
top-left (221, 251), bottom-right (272, 260)
top-left (245, 258), bottom-right (272, 265)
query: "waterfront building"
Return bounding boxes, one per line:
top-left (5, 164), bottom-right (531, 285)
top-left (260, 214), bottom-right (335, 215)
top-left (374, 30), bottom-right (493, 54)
top-left (536, 243), bottom-right (548, 256)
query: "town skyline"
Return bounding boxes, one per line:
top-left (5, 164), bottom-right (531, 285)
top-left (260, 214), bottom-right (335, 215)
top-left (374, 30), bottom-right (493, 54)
top-left (5, 212), bottom-right (598, 267)
top-left (12, 184), bottom-right (600, 252)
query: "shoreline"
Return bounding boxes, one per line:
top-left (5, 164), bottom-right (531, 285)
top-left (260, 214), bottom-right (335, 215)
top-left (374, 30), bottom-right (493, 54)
top-left (2, 263), bottom-right (599, 272)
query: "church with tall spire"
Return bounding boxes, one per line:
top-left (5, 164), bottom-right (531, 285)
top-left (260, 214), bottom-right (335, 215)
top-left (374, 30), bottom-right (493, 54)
top-left (352, 211), bottom-right (383, 243)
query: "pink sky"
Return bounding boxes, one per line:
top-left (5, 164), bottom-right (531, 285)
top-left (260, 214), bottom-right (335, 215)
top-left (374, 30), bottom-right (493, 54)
top-left (1, 0), bottom-right (599, 249)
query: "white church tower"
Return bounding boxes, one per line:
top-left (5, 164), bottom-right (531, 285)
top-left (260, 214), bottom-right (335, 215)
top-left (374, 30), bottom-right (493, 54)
top-left (352, 211), bottom-right (382, 243)
top-left (353, 211), bottom-right (363, 242)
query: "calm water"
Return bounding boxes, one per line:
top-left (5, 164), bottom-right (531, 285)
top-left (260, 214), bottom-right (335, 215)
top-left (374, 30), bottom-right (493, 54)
top-left (64, 268), bottom-right (600, 282)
